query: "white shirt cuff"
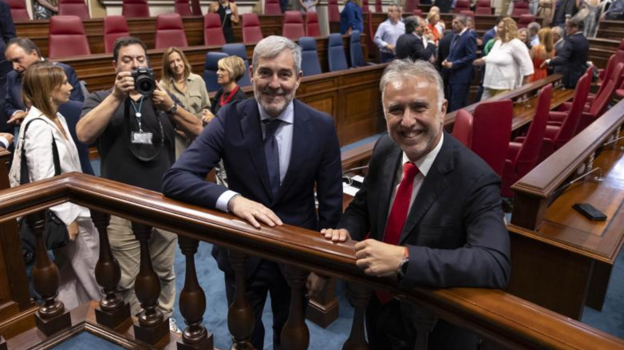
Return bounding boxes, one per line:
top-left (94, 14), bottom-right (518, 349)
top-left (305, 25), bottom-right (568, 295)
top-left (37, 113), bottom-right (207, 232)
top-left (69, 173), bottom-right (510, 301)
top-left (216, 190), bottom-right (239, 213)
top-left (0, 137), bottom-right (7, 149)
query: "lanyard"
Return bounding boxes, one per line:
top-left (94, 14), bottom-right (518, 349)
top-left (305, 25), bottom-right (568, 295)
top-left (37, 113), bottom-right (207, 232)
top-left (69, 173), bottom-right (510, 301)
top-left (130, 96), bottom-right (145, 132)
top-left (219, 86), bottom-right (239, 106)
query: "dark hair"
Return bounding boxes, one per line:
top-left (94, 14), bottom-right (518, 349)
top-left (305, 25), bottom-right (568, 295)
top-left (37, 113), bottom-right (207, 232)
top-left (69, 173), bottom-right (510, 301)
top-left (404, 16), bottom-right (419, 33)
top-left (7, 37), bottom-right (41, 58)
top-left (567, 17), bottom-right (584, 30)
top-left (112, 37), bottom-right (148, 62)
top-left (22, 61), bottom-right (65, 120)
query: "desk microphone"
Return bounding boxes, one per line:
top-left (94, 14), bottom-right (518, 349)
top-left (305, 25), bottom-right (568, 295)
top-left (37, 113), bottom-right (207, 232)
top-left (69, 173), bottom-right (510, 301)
top-left (552, 167), bottom-right (603, 198)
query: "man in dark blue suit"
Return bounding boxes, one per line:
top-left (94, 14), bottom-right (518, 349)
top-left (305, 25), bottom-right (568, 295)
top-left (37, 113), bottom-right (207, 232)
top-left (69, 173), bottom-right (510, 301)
top-left (163, 36), bottom-right (343, 350)
top-left (0, 1), bottom-right (16, 135)
top-left (544, 18), bottom-right (589, 89)
top-left (441, 14), bottom-right (476, 112)
top-left (322, 59), bottom-right (510, 350)
top-left (4, 37), bottom-right (83, 126)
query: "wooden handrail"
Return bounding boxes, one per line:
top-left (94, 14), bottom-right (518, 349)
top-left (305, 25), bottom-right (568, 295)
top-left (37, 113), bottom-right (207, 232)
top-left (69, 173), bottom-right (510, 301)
top-left (0, 173), bottom-right (623, 349)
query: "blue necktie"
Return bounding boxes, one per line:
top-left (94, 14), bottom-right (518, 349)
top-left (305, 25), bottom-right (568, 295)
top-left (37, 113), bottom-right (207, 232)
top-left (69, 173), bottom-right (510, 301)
top-left (263, 119), bottom-right (281, 199)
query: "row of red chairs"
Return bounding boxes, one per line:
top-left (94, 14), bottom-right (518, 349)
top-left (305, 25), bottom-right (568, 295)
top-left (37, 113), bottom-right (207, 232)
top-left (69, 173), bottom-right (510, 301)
top-left (46, 12), bottom-right (322, 59)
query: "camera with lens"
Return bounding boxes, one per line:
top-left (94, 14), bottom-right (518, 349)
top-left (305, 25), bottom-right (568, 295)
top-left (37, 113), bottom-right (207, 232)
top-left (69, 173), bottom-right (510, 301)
top-left (132, 67), bottom-right (156, 96)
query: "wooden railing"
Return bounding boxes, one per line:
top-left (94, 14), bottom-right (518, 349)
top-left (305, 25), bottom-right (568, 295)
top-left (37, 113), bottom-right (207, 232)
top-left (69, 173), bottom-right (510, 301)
top-left (1, 171), bottom-right (624, 349)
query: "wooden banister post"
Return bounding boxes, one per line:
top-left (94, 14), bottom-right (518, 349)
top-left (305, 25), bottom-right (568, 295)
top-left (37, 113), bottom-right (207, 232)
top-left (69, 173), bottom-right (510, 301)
top-left (29, 210), bottom-right (72, 336)
top-left (281, 266), bottom-right (310, 350)
top-left (342, 283), bottom-right (371, 350)
top-left (177, 236), bottom-right (213, 350)
top-left (403, 304), bottom-right (437, 350)
top-left (91, 210), bottom-right (131, 329)
top-left (227, 250), bottom-right (255, 350)
top-left (131, 222), bottom-right (169, 345)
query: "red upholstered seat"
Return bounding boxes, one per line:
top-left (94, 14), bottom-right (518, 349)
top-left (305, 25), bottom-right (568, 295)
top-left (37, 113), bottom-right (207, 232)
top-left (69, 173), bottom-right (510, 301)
top-left (540, 74), bottom-right (592, 162)
top-left (58, 0), bottom-right (90, 19)
top-left (204, 13), bottom-right (226, 46)
top-left (405, 0), bottom-right (419, 12)
top-left (460, 10), bottom-right (474, 16)
top-left (470, 100), bottom-right (513, 177)
top-left (7, 0), bottom-right (31, 20)
top-left (305, 12), bottom-right (321, 37)
top-left (282, 11), bottom-right (305, 40)
top-left (577, 63), bottom-right (624, 131)
top-left (475, 0), bottom-right (492, 14)
top-left (454, 0), bottom-right (471, 13)
top-left (375, 0), bottom-right (382, 12)
top-left (412, 9), bottom-right (423, 16)
top-left (174, 0), bottom-right (192, 15)
top-left (517, 14), bottom-right (535, 29)
top-left (451, 109), bottom-right (474, 148)
top-left (512, 0), bottom-right (530, 16)
top-left (122, 0), bottom-right (150, 18)
top-left (103, 16), bottom-right (130, 54)
top-left (328, 0), bottom-right (340, 23)
top-left (361, 0), bottom-right (370, 14)
top-left (242, 13), bottom-right (264, 44)
top-left (501, 84), bottom-right (552, 197)
top-left (155, 14), bottom-right (188, 49)
top-left (265, 0), bottom-right (282, 15)
top-left (48, 16), bottom-right (91, 59)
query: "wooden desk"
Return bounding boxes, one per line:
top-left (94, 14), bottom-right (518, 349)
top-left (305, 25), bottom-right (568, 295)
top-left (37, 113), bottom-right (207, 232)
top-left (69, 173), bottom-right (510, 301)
top-left (509, 99), bottom-right (624, 320)
top-left (15, 15), bottom-right (284, 57)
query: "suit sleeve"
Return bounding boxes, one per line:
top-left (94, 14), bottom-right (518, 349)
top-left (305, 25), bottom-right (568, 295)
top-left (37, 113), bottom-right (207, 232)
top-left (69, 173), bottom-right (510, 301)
top-left (451, 34), bottom-right (477, 70)
top-left (315, 118), bottom-right (343, 229)
top-left (549, 38), bottom-right (573, 66)
top-left (5, 74), bottom-right (24, 117)
top-left (401, 171), bottom-right (511, 289)
top-left (64, 65), bottom-right (84, 102)
top-left (162, 109), bottom-right (229, 208)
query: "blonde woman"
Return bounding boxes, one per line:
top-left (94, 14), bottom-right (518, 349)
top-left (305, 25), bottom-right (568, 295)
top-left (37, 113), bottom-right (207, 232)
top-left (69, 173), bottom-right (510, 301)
top-left (9, 61), bottom-right (100, 309)
top-left (211, 56), bottom-right (247, 115)
top-left (160, 47), bottom-right (213, 158)
top-left (473, 17), bottom-right (534, 99)
top-left (530, 27), bottom-right (555, 82)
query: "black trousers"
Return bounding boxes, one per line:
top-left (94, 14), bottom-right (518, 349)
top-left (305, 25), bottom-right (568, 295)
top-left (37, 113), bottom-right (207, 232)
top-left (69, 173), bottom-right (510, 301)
top-left (225, 260), bottom-right (291, 350)
top-left (365, 297), bottom-right (478, 350)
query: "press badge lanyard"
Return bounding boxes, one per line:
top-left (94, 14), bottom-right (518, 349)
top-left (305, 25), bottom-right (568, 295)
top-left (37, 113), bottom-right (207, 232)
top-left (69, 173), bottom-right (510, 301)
top-left (130, 96), bottom-right (145, 132)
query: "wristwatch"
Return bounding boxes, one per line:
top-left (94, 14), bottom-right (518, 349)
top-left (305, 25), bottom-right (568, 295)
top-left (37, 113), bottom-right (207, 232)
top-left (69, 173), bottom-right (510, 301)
top-left (167, 102), bottom-right (178, 115)
top-left (396, 256), bottom-right (410, 280)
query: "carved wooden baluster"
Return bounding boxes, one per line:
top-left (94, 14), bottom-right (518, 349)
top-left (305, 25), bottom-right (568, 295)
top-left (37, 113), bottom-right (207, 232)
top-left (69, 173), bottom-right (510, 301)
top-left (281, 265), bottom-right (310, 350)
top-left (91, 210), bottom-right (131, 329)
top-left (227, 250), bottom-right (255, 350)
top-left (342, 283), bottom-right (371, 350)
top-left (177, 236), bottom-right (213, 350)
top-left (131, 222), bottom-right (169, 345)
top-left (405, 305), bottom-right (437, 350)
top-left (29, 210), bottom-right (72, 336)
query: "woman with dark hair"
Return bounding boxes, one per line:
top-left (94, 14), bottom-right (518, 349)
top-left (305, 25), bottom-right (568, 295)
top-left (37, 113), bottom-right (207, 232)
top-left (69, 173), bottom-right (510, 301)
top-left (340, 0), bottom-right (364, 35)
top-left (209, 0), bottom-right (239, 43)
top-left (160, 47), bottom-right (213, 158)
top-left (211, 56), bottom-right (247, 115)
top-left (9, 61), bottom-right (100, 309)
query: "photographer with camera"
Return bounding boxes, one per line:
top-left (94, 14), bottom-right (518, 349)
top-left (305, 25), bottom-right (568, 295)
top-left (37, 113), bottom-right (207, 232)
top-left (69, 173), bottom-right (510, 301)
top-left (76, 36), bottom-right (201, 333)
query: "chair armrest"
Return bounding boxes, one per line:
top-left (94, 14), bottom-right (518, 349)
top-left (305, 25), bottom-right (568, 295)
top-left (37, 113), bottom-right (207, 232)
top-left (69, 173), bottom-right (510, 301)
top-left (549, 111), bottom-right (568, 122)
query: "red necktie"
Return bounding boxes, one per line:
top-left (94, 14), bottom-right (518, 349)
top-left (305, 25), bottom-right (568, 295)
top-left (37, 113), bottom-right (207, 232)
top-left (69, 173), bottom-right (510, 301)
top-left (376, 162), bottom-right (420, 305)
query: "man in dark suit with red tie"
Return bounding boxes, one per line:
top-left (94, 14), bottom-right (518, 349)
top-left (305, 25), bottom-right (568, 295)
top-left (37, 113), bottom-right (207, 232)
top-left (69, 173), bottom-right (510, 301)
top-left (322, 59), bottom-right (510, 350)
top-left (163, 36), bottom-right (343, 350)
top-left (441, 14), bottom-right (477, 112)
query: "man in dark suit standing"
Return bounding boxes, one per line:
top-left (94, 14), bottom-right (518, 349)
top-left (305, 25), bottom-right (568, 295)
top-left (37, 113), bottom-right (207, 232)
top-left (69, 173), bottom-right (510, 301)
top-left (442, 14), bottom-right (476, 112)
top-left (322, 59), bottom-right (510, 350)
top-left (0, 1), bottom-right (16, 136)
top-left (395, 16), bottom-right (436, 62)
top-left (544, 18), bottom-right (589, 89)
top-left (4, 37), bottom-right (83, 126)
top-left (163, 36), bottom-right (343, 350)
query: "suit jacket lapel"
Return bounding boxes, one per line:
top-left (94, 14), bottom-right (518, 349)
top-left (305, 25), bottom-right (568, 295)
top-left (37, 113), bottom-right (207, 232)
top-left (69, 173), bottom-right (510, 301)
top-left (377, 144), bottom-right (403, 241)
top-left (240, 102), bottom-right (274, 200)
top-left (399, 135), bottom-right (454, 245)
top-left (275, 101), bottom-right (309, 203)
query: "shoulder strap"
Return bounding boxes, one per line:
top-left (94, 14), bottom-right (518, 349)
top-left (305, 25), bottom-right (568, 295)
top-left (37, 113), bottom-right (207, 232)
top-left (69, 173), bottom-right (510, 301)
top-left (20, 118), bottom-right (62, 185)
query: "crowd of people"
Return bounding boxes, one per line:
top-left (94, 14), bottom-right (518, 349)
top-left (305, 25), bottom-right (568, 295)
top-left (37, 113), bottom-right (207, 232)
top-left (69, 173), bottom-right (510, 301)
top-left (0, 0), bottom-right (618, 348)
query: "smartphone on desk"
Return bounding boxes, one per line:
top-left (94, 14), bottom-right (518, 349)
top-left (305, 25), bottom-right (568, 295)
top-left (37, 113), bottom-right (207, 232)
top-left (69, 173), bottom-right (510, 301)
top-left (572, 203), bottom-right (607, 221)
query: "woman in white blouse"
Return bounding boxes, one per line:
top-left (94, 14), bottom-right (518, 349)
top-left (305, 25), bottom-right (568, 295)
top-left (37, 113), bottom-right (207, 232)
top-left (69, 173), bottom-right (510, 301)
top-left (9, 61), bottom-right (101, 309)
top-left (473, 17), bottom-right (534, 100)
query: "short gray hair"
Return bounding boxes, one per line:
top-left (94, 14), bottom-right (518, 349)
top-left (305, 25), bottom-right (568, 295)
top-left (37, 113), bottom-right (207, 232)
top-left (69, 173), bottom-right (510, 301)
top-left (252, 36), bottom-right (302, 74)
top-left (527, 22), bottom-right (541, 32)
top-left (380, 59), bottom-right (445, 110)
top-left (551, 26), bottom-right (564, 38)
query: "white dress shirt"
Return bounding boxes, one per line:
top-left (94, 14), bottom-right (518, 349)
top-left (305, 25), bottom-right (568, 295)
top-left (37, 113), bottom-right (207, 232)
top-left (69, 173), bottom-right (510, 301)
top-left (388, 133), bottom-right (445, 214)
top-left (216, 101), bottom-right (295, 212)
top-left (9, 107), bottom-right (90, 225)
top-left (483, 39), bottom-right (534, 90)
